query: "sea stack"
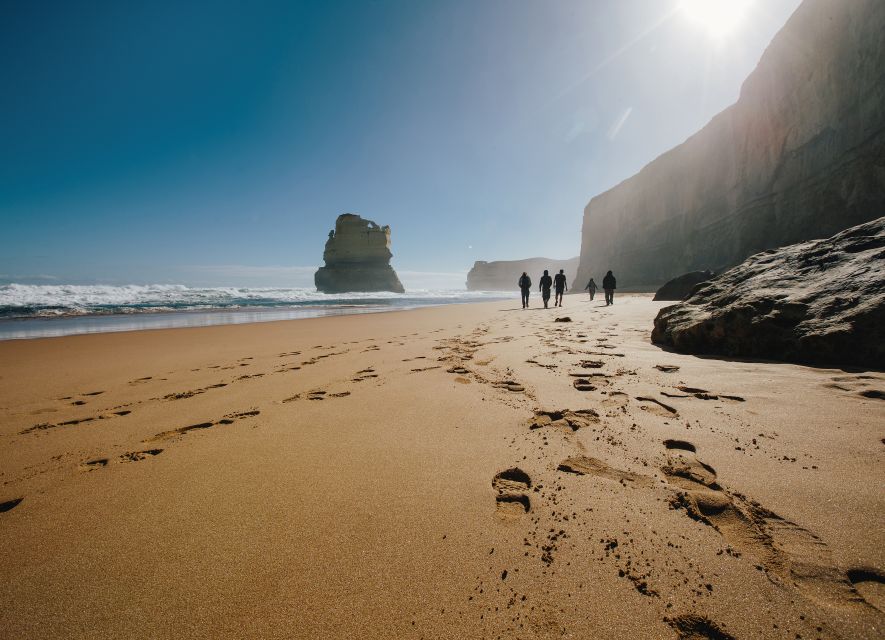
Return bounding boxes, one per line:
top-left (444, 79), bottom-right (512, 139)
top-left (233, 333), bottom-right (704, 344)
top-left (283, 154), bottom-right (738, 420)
top-left (314, 213), bottom-right (405, 294)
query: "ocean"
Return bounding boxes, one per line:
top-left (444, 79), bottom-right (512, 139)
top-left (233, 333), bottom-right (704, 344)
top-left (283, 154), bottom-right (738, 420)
top-left (0, 284), bottom-right (511, 340)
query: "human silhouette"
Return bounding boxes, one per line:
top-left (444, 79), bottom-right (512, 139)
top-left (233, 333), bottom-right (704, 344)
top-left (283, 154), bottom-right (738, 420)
top-left (585, 278), bottom-right (597, 300)
top-left (553, 269), bottom-right (568, 307)
top-left (539, 270), bottom-right (553, 309)
top-left (518, 272), bottom-right (532, 309)
top-left (602, 270), bottom-right (616, 305)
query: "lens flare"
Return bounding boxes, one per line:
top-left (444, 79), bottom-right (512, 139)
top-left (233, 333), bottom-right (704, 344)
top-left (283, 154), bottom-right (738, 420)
top-left (680, 0), bottom-right (754, 38)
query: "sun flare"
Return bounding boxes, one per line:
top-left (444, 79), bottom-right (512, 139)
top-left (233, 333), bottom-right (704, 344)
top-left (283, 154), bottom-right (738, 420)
top-left (680, 0), bottom-right (754, 39)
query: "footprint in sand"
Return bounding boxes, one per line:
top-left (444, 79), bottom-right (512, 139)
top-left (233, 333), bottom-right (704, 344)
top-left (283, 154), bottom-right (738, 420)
top-left (493, 468), bottom-right (532, 518)
top-left (147, 410), bottom-right (260, 441)
top-left (655, 364), bottom-right (680, 373)
top-left (636, 396), bottom-right (679, 417)
top-left (411, 365), bottom-right (441, 372)
top-left (284, 390), bottom-right (350, 402)
top-left (557, 455), bottom-right (651, 487)
top-left (675, 386), bottom-right (745, 402)
top-left (661, 439), bottom-right (879, 614)
top-left (0, 498), bottom-right (23, 513)
top-left (352, 368), bottom-right (379, 382)
top-left (847, 568), bottom-right (885, 612)
top-left (80, 458), bottom-right (109, 471)
top-left (601, 392), bottom-right (629, 409)
top-left (572, 378), bottom-right (596, 392)
top-left (20, 409), bottom-right (129, 435)
top-left (664, 614), bottom-right (735, 640)
top-left (120, 449), bottom-right (163, 463)
top-left (492, 381), bottom-right (525, 392)
top-left (528, 409), bottom-right (598, 431)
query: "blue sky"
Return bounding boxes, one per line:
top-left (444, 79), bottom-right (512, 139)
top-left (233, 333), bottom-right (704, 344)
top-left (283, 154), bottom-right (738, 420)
top-left (1, 0), bottom-right (802, 289)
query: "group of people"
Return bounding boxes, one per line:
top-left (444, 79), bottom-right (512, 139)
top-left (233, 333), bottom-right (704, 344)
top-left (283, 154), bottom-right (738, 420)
top-left (518, 269), bottom-right (617, 308)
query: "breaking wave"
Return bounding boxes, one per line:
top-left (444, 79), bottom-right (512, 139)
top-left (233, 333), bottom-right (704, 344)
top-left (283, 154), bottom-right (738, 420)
top-left (0, 283), bottom-right (509, 319)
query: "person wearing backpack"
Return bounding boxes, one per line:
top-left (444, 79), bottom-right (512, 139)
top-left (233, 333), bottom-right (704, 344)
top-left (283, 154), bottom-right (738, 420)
top-left (518, 272), bottom-right (532, 308)
top-left (539, 270), bottom-right (553, 309)
top-left (602, 270), bottom-right (616, 305)
top-left (553, 269), bottom-right (568, 307)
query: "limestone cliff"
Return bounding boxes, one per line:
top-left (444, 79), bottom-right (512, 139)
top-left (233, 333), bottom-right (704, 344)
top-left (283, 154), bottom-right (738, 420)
top-left (576, 0), bottom-right (885, 290)
top-left (466, 257), bottom-right (578, 291)
top-left (314, 214), bottom-right (405, 293)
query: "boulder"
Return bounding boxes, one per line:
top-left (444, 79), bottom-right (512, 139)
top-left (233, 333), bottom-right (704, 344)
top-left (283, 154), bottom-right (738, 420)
top-left (314, 214), bottom-right (405, 293)
top-left (576, 0), bottom-right (885, 290)
top-left (651, 217), bottom-right (885, 368)
top-left (653, 271), bottom-right (715, 301)
top-left (467, 257), bottom-right (578, 291)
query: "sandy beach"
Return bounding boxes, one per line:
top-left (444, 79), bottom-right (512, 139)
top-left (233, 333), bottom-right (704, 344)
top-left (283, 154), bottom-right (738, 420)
top-left (0, 295), bottom-right (882, 639)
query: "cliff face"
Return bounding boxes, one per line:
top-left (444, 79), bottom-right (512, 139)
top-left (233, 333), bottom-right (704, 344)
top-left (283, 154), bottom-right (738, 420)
top-left (576, 0), bottom-right (885, 290)
top-left (466, 257), bottom-right (578, 291)
top-left (314, 214), bottom-right (405, 293)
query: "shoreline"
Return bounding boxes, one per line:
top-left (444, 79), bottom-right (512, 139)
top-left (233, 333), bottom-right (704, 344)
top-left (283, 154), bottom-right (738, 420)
top-left (0, 292), bottom-right (514, 341)
top-left (1, 294), bottom-right (882, 638)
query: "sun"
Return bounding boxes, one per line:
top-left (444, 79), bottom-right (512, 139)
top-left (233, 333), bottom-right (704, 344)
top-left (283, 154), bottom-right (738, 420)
top-left (680, 0), bottom-right (754, 39)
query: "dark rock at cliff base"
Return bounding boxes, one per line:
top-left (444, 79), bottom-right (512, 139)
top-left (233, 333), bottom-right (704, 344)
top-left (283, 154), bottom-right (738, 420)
top-left (314, 214), bottom-right (405, 293)
top-left (651, 217), bottom-right (885, 368)
top-left (653, 271), bottom-right (715, 301)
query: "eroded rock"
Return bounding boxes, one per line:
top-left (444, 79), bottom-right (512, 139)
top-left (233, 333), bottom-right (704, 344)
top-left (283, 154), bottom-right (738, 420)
top-left (314, 214), bottom-right (405, 293)
top-left (651, 217), bottom-right (885, 367)
top-left (653, 271), bottom-right (715, 301)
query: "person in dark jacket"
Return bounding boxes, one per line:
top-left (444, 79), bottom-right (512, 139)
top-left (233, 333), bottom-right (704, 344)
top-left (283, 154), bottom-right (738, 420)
top-left (539, 270), bottom-right (553, 309)
top-left (518, 272), bottom-right (532, 308)
top-left (584, 278), bottom-right (597, 300)
top-left (602, 270), bottom-right (616, 305)
top-left (553, 269), bottom-right (568, 307)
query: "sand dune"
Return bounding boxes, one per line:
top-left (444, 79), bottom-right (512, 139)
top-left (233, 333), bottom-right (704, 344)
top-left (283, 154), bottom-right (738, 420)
top-left (0, 295), bottom-right (882, 638)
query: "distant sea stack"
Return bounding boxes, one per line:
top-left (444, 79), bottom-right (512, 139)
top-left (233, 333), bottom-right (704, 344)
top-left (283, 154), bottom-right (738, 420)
top-left (466, 257), bottom-right (579, 291)
top-left (576, 0), bottom-right (885, 291)
top-left (314, 214), bottom-right (405, 294)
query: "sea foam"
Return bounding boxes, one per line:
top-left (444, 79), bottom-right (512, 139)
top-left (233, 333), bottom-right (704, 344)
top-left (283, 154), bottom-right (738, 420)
top-left (0, 283), bottom-right (509, 319)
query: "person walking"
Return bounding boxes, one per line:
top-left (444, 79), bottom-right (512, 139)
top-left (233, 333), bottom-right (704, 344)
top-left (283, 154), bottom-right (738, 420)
top-left (539, 270), bottom-right (553, 309)
top-left (584, 278), bottom-right (597, 300)
top-left (518, 272), bottom-right (532, 309)
top-left (602, 270), bottom-right (616, 305)
top-left (553, 269), bottom-right (568, 307)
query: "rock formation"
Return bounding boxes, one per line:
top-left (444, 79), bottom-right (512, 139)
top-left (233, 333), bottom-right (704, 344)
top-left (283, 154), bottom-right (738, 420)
top-left (314, 214), bottom-right (405, 293)
top-left (467, 257), bottom-right (579, 291)
top-left (651, 217), bottom-right (885, 368)
top-left (653, 271), bottom-right (714, 302)
top-left (576, 0), bottom-right (885, 290)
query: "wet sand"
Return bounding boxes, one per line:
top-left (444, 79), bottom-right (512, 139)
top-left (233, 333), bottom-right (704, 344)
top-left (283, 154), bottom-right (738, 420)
top-left (0, 294), bottom-right (882, 639)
